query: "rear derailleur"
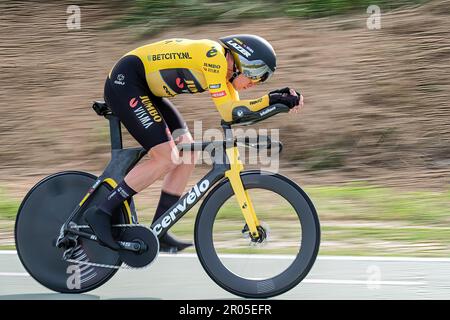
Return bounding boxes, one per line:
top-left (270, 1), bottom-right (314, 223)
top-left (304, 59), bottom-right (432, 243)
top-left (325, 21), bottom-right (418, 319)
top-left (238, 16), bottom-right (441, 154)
top-left (55, 222), bottom-right (159, 269)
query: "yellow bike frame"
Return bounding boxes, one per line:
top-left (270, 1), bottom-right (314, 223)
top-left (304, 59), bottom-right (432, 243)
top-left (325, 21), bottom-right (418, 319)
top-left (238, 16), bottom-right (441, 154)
top-left (225, 146), bottom-right (260, 238)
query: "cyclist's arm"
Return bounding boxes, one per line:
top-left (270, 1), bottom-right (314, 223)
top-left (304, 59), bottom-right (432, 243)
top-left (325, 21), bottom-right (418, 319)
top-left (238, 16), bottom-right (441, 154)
top-left (199, 43), bottom-right (271, 122)
top-left (211, 85), bottom-right (270, 121)
top-left (203, 68), bottom-right (270, 122)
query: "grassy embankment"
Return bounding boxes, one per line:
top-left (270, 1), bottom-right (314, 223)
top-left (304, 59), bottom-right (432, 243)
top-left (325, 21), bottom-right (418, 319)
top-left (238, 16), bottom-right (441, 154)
top-left (3, 184), bottom-right (448, 256)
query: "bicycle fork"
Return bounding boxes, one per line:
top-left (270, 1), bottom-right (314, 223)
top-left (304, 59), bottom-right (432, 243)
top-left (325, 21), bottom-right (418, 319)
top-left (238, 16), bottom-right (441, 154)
top-left (225, 146), bottom-right (261, 239)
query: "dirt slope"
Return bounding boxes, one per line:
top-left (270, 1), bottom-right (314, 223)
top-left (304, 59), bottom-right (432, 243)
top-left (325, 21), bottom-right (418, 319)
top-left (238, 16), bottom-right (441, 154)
top-left (1, 1), bottom-right (450, 198)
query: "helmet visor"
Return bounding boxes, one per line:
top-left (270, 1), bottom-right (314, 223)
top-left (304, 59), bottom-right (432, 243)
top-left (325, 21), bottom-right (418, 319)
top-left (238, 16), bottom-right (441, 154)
top-left (239, 56), bottom-right (274, 83)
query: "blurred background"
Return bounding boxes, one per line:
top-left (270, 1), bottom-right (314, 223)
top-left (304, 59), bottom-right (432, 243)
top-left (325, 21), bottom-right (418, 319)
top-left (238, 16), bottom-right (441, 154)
top-left (0, 0), bottom-right (449, 256)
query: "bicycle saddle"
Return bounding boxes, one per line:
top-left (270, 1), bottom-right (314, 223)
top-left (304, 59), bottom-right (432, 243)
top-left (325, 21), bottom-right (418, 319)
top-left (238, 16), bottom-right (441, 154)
top-left (92, 100), bottom-right (113, 117)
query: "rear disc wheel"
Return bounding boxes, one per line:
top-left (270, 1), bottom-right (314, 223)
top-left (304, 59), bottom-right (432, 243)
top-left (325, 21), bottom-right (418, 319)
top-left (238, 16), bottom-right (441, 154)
top-left (15, 171), bottom-right (129, 293)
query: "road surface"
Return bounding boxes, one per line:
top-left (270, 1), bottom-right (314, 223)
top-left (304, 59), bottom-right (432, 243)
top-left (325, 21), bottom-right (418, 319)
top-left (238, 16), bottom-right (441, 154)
top-left (0, 251), bottom-right (449, 299)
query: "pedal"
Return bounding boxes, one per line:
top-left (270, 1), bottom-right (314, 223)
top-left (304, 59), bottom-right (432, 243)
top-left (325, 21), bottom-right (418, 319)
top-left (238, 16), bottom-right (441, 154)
top-left (57, 228), bottom-right (79, 260)
top-left (62, 242), bottom-right (78, 260)
top-left (118, 226), bottom-right (159, 268)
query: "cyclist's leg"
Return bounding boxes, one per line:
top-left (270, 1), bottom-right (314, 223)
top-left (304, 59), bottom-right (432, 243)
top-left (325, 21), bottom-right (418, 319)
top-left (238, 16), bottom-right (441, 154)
top-left (85, 55), bottom-right (177, 249)
top-left (155, 97), bottom-right (199, 195)
top-left (104, 55), bottom-right (179, 192)
top-left (149, 97), bottom-right (198, 251)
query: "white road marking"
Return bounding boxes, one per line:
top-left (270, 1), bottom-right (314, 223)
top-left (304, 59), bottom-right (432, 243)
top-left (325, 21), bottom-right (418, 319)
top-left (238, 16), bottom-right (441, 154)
top-left (0, 251), bottom-right (429, 286)
top-left (0, 271), bottom-right (424, 286)
top-left (2, 250), bottom-right (449, 262)
top-left (159, 253), bottom-right (297, 260)
top-left (318, 256), bottom-right (450, 263)
top-left (302, 279), bottom-right (426, 286)
top-left (0, 272), bottom-right (30, 277)
top-left (157, 252), bottom-right (450, 263)
top-left (0, 251), bottom-right (18, 255)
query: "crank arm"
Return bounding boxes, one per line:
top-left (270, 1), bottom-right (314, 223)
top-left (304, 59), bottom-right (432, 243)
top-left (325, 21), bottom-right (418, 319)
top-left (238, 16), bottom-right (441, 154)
top-left (63, 245), bottom-right (77, 260)
top-left (56, 221), bottom-right (81, 248)
top-left (66, 227), bottom-right (145, 253)
top-left (118, 240), bottom-right (147, 253)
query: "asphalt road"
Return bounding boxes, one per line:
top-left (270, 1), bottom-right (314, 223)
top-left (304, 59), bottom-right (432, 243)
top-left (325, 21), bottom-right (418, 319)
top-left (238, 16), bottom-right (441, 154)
top-left (0, 251), bottom-right (449, 300)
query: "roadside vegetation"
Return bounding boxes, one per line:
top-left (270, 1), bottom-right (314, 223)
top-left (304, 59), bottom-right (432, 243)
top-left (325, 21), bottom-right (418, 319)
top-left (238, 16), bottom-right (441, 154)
top-left (145, 183), bottom-right (450, 257)
top-left (2, 182), bottom-right (448, 255)
top-left (115, 0), bottom-right (427, 35)
top-left (0, 189), bottom-right (19, 221)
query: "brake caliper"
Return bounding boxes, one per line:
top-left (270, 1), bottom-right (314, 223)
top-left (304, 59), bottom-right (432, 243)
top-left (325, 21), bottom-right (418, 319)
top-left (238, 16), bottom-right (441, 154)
top-left (242, 223), bottom-right (267, 244)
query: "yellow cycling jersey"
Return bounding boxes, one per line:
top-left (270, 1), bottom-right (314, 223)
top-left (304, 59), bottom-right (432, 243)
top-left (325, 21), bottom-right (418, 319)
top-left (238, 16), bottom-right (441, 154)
top-left (123, 38), bottom-right (270, 122)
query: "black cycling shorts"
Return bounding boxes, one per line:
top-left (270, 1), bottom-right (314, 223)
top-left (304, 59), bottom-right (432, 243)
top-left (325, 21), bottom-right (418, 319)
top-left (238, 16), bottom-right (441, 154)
top-left (104, 55), bottom-right (188, 151)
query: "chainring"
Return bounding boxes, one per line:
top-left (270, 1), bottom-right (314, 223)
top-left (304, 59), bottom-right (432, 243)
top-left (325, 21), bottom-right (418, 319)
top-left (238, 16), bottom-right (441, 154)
top-left (118, 226), bottom-right (159, 268)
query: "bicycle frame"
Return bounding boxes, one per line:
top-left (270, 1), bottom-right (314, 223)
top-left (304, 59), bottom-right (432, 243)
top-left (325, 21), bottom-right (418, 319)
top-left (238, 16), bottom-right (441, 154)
top-left (151, 126), bottom-right (262, 238)
top-left (151, 149), bottom-right (228, 237)
top-left (63, 112), bottom-right (264, 241)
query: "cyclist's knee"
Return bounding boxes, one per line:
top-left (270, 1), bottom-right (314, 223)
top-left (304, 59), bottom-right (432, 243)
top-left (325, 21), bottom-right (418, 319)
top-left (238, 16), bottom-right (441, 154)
top-left (149, 141), bottom-right (179, 172)
top-left (176, 132), bottom-right (199, 165)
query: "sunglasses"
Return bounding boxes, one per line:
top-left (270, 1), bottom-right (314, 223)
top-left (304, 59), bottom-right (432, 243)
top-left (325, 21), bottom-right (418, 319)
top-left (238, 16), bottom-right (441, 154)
top-left (249, 70), bottom-right (273, 84)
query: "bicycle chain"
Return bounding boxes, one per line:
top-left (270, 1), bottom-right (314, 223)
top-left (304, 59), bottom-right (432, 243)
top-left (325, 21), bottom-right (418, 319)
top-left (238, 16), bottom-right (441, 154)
top-left (65, 224), bottom-right (157, 270)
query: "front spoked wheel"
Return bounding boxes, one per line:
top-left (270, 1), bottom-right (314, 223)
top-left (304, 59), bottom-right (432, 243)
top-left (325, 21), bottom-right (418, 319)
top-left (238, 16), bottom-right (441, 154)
top-left (195, 170), bottom-right (320, 298)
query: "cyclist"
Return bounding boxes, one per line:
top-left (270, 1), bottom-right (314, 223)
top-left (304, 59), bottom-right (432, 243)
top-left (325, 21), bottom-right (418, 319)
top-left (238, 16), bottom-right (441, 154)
top-left (84, 34), bottom-right (304, 252)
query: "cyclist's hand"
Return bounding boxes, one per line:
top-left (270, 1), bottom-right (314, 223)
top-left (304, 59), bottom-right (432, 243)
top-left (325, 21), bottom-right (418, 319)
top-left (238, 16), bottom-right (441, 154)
top-left (269, 87), bottom-right (302, 109)
top-left (268, 90), bottom-right (299, 108)
top-left (269, 87), bottom-right (292, 95)
top-left (288, 89), bottom-right (304, 114)
top-left (289, 94), bottom-right (304, 114)
top-left (270, 87), bottom-right (302, 97)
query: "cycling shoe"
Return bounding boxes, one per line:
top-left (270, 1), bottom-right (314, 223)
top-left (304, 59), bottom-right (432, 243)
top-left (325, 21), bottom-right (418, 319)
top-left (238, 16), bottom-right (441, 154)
top-left (159, 232), bottom-right (193, 253)
top-left (84, 206), bottom-right (120, 251)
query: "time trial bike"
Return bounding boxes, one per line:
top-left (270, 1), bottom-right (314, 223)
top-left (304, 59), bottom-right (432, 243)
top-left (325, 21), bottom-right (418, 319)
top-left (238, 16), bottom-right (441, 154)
top-left (15, 100), bottom-right (321, 298)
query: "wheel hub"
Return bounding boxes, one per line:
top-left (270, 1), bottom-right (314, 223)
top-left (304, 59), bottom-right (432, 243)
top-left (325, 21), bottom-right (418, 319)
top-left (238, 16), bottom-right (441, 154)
top-left (242, 223), bottom-right (269, 244)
